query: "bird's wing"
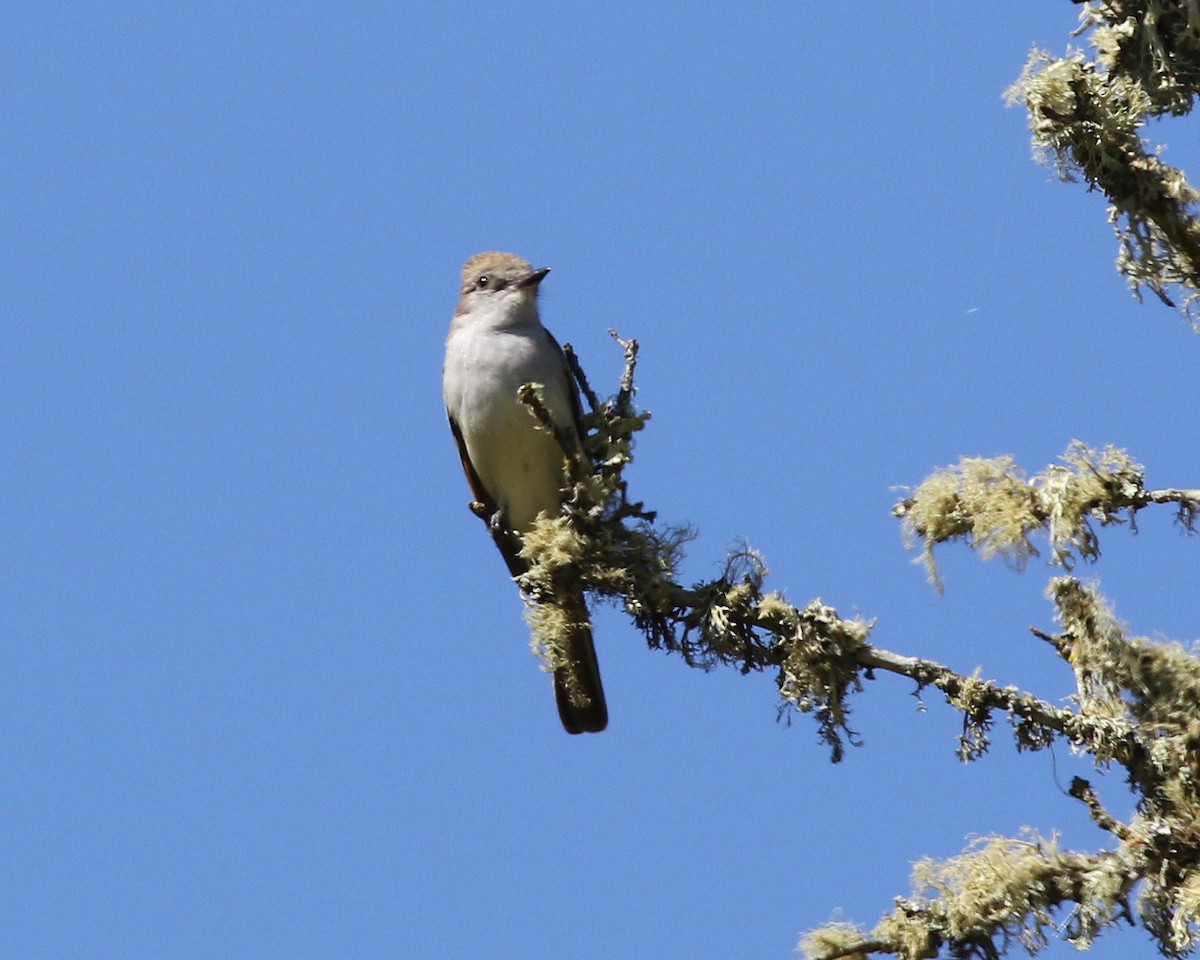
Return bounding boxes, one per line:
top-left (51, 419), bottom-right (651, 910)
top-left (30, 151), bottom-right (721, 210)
top-left (447, 413), bottom-right (527, 579)
top-left (447, 413), bottom-right (494, 510)
top-left (542, 328), bottom-right (587, 445)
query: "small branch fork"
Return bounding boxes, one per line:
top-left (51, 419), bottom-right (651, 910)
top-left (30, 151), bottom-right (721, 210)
top-left (562, 342), bottom-right (599, 412)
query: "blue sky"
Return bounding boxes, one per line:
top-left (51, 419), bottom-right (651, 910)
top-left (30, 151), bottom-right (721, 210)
top-left (2, 4), bottom-right (1197, 958)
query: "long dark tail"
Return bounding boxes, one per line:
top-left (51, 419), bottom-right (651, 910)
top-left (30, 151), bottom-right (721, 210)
top-left (552, 594), bottom-right (607, 734)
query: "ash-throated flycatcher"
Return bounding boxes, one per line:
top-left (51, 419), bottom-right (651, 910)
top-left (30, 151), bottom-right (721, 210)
top-left (442, 251), bottom-right (607, 734)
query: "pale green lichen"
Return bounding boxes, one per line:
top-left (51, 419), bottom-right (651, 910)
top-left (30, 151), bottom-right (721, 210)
top-left (519, 515), bottom-right (590, 676)
top-left (895, 442), bottom-right (1148, 588)
top-left (905, 835), bottom-right (1064, 947)
top-left (774, 599), bottom-right (873, 761)
top-left (1046, 576), bottom-right (1130, 721)
top-left (897, 455), bottom-right (1042, 589)
top-left (796, 920), bottom-right (873, 960)
top-left (1170, 871), bottom-right (1200, 953)
top-left (1050, 575), bottom-right (1200, 737)
top-left (1005, 5), bottom-right (1200, 326)
top-left (856, 833), bottom-right (1128, 959)
top-left (1037, 443), bottom-right (1144, 565)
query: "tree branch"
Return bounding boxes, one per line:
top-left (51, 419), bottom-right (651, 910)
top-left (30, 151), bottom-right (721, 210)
top-left (489, 334), bottom-right (1200, 959)
top-left (1006, 4), bottom-right (1200, 325)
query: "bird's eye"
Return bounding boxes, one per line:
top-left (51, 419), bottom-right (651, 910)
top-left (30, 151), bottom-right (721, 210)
top-left (476, 274), bottom-right (508, 291)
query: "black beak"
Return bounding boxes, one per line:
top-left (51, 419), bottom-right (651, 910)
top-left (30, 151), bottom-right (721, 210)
top-left (518, 266), bottom-right (551, 289)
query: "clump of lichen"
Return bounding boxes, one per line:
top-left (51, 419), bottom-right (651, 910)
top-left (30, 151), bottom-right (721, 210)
top-left (894, 441), bottom-right (1146, 588)
top-left (895, 454), bottom-right (1041, 588)
top-left (797, 921), bottom-right (873, 960)
top-left (868, 834), bottom-right (1116, 960)
top-left (519, 515), bottom-right (591, 676)
top-left (1005, 4), bottom-right (1200, 326)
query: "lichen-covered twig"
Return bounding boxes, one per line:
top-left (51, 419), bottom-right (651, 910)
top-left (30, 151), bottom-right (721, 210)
top-left (801, 835), bottom-right (1143, 960)
top-left (893, 442), bottom-right (1199, 589)
top-left (1006, 3), bottom-right (1200, 326)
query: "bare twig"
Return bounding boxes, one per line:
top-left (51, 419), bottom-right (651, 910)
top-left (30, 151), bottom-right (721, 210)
top-left (561, 343), bottom-right (599, 413)
top-left (609, 329), bottom-right (638, 408)
top-left (1069, 777), bottom-right (1130, 840)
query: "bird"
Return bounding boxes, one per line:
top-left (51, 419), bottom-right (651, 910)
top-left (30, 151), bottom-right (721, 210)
top-left (442, 251), bottom-right (607, 734)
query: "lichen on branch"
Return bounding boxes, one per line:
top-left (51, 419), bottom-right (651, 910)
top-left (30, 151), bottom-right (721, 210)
top-left (1005, 3), bottom-right (1200, 325)
top-left (515, 333), bottom-right (875, 759)
top-left (893, 441), bottom-right (1197, 589)
top-left (481, 336), bottom-right (1200, 959)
